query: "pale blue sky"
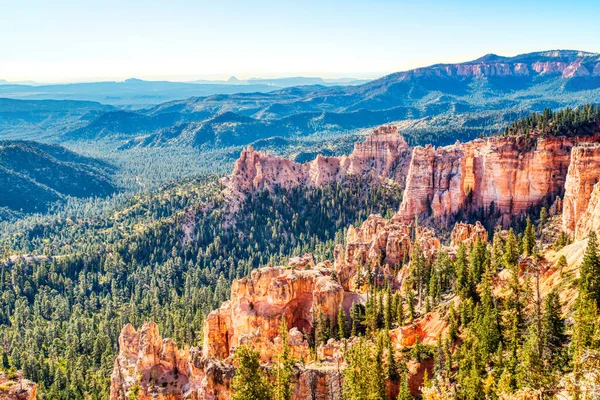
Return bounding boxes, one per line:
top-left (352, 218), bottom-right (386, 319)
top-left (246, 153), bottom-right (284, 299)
top-left (1, 0), bottom-right (599, 82)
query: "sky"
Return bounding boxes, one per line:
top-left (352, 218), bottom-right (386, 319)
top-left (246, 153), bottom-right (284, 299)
top-left (1, 0), bottom-right (599, 83)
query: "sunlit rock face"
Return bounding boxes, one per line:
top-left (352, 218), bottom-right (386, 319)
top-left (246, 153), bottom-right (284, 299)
top-left (562, 144), bottom-right (600, 238)
top-left (333, 213), bottom-right (440, 292)
top-left (451, 221), bottom-right (488, 246)
top-left (399, 135), bottom-right (600, 225)
top-left (110, 322), bottom-right (234, 400)
top-left (203, 259), bottom-right (344, 362)
top-left (223, 125), bottom-right (413, 202)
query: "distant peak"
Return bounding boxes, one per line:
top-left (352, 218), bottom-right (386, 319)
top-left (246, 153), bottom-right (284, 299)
top-left (471, 53), bottom-right (505, 63)
top-left (123, 78), bottom-right (144, 83)
top-left (227, 76), bottom-right (241, 83)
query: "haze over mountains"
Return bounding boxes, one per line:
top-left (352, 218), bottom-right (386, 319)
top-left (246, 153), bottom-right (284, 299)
top-left (0, 76), bottom-right (370, 106)
top-left (59, 50), bottom-right (600, 149)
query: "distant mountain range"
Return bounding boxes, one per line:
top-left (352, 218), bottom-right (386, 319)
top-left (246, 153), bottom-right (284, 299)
top-left (0, 76), bottom-right (370, 106)
top-left (1, 50), bottom-right (600, 155)
top-left (58, 50), bottom-right (600, 149)
top-left (0, 141), bottom-right (118, 215)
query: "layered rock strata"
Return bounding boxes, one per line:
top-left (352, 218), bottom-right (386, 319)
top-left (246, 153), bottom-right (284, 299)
top-left (203, 259), bottom-right (344, 361)
top-left (333, 213), bottom-right (440, 292)
top-left (399, 135), bottom-right (600, 224)
top-left (561, 144), bottom-right (600, 238)
top-left (450, 221), bottom-right (488, 246)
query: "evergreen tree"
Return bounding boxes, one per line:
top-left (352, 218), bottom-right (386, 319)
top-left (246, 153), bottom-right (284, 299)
top-left (580, 231), bottom-right (600, 306)
top-left (337, 305), bottom-right (348, 340)
top-left (274, 318), bottom-right (295, 400)
top-left (231, 345), bottom-right (273, 400)
top-left (523, 218), bottom-right (536, 256)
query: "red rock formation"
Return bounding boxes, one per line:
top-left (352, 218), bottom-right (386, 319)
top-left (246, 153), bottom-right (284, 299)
top-left (399, 135), bottom-right (600, 225)
top-left (224, 125), bottom-right (413, 202)
top-left (451, 221), bottom-right (488, 246)
top-left (333, 213), bottom-right (440, 291)
top-left (111, 322), bottom-right (234, 400)
top-left (203, 260), bottom-right (344, 361)
top-left (562, 144), bottom-right (600, 237)
top-left (0, 372), bottom-right (37, 400)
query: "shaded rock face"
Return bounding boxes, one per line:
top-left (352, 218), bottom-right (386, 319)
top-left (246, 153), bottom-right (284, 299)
top-left (399, 135), bottom-right (600, 225)
top-left (0, 372), bottom-right (37, 400)
top-left (224, 125), bottom-right (413, 201)
top-left (203, 260), bottom-right (344, 361)
top-left (451, 221), bottom-right (488, 246)
top-left (333, 213), bottom-right (440, 292)
top-left (562, 144), bottom-right (600, 238)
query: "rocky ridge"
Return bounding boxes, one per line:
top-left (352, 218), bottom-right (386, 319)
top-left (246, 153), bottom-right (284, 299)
top-left (223, 125), bottom-right (413, 205)
top-left (227, 123), bottom-right (600, 228)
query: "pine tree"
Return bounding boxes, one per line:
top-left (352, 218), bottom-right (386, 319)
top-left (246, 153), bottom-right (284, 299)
top-left (523, 218), bottom-right (536, 256)
top-left (406, 287), bottom-right (415, 323)
top-left (504, 228), bottom-right (520, 268)
top-left (274, 318), bottom-right (295, 400)
top-left (337, 305), bottom-right (348, 339)
top-left (580, 231), bottom-right (600, 306)
top-left (396, 295), bottom-right (405, 327)
top-left (397, 368), bottom-right (411, 400)
top-left (231, 345), bottom-right (273, 400)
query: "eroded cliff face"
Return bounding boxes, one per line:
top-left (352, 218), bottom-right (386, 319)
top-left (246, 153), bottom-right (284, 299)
top-left (110, 322), bottom-right (234, 400)
top-left (203, 258), bottom-right (344, 361)
top-left (333, 213), bottom-right (440, 292)
top-left (562, 144), bottom-right (600, 238)
top-left (401, 51), bottom-right (600, 79)
top-left (451, 221), bottom-right (488, 246)
top-left (224, 125), bottom-right (413, 202)
top-left (111, 225), bottom-right (454, 400)
top-left (399, 135), bottom-right (600, 225)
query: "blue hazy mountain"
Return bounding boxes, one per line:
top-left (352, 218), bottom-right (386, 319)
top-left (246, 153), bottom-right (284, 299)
top-left (61, 50), bottom-right (600, 149)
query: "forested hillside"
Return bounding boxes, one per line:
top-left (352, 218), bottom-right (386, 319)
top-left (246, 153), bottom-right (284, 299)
top-left (0, 140), bottom-right (118, 216)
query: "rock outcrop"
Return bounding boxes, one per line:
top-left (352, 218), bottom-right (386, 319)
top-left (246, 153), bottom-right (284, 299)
top-left (112, 260), bottom-right (348, 400)
top-left (451, 221), bottom-right (488, 246)
top-left (574, 181), bottom-right (600, 240)
top-left (333, 213), bottom-right (440, 292)
top-left (0, 372), bottom-right (37, 400)
top-left (224, 125), bottom-right (413, 201)
top-left (110, 321), bottom-right (234, 400)
top-left (399, 135), bottom-right (600, 225)
top-left (562, 144), bottom-right (600, 238)
top-left (203, 260), bottom-right (344, 361)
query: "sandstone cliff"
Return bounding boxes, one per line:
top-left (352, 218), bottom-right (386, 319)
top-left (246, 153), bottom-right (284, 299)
top-left (400, 50), bottom-right (600, 80)
top-left (450, 221), bottom-right (488, 246)
top-left (224, 125), bottom-right (413, 202)
top-left (203, 258), bottom-right (344, 361)
top-left (333, 213), bottom-right (440, 292)
top-left (562, 144), bottom-right (600, 238)
top-left (399, 135), bottom-right (600, 225)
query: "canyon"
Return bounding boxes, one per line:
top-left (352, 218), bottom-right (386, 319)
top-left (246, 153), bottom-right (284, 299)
top-left (111, 121), bottom-right (600, 399)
